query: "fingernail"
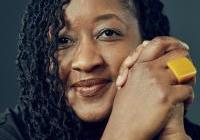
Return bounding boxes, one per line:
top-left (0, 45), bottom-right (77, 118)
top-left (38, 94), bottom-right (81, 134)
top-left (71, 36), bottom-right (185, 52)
top-left (142, 40), bottom-right (150, 46)
top-left (116, 75), bottom-right (122, 86)
top-left (119, 68), bottom-right (129, 86)
top-left (117, 86), bottom-right (121, 90)
top-left (181, 42), bottom-right (190, 50)
top-left (124, 56), bottom-right (132, 67)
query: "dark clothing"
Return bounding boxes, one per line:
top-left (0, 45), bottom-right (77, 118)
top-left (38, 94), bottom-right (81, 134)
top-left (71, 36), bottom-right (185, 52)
top-left (0, 106), bottom-right (28, 140)
top-left (0, 106), bottom-right (200, 140)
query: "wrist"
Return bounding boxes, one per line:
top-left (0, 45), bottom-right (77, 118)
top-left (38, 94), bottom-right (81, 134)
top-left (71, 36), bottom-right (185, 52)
top-left (101, 114), bottom-right (151, 140)
top-left (159, 132), bottom-right (192, 140)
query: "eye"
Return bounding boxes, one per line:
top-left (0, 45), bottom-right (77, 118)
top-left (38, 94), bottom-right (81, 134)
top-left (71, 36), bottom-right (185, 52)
top-left (57, 36), bottom-right (74, 50)
top-left (96, 28), bottom-right (123, 41)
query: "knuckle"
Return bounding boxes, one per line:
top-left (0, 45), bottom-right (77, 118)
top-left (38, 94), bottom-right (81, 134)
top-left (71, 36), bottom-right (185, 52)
top-left (152, 37), bottom-right (166, 46)
top-left (150, 80), bottom-right (172, 105)
top-left (178, 40), bottom-right (190, 49)
top-left (153, 36), bottom-right (168, 42)
top-left (136, 62), bottom-right (154, 73)
top-left (171, 47), bottom-right (189, 56)
top-left (152, 36), bottom-right (175, 44)
top-left (124, 56), bottom-right (133, 67)
top-left (135, 61), bottom-right (175, 108)
top-left (145, 70), bottom-right (170, 104)
top-left (156, 87), bottom-right (170, 104)
top-left (132, 62), bottom-right (153, 78)
top-left (182, 49), bottom-right (189, 56)
top-left (119, 66), bottom-right (125, 76)
top-left (121, 61), bottom-right (126, 69)
top-left (172, 39), bottom-right (190, 50)
top-left (134, 62), bottom-right (145, 69)
top-left (187, 86), bottom-right (193, 95)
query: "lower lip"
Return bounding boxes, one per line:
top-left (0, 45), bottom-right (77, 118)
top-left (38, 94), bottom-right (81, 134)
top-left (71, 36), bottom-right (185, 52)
top-left (73, 83), bottom-right (109, 98)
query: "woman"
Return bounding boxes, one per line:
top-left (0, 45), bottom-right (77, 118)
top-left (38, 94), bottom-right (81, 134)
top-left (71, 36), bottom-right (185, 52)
top-left (0, 0), bottom-right (199, 139)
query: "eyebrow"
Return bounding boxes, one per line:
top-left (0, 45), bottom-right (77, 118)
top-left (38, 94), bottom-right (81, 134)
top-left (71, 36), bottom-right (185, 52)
top-left (61, 13), bottom-right (127, 32)
top-left (93, 13), bottom-right (126, 25)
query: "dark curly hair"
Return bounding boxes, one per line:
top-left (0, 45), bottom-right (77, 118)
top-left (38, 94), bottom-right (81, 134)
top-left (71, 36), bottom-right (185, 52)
top-left (16, 0), bottom-right (170, 139)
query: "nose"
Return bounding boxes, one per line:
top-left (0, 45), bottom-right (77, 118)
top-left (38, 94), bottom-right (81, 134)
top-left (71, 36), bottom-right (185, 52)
top-left (71, 41), bottom-right (104, 72)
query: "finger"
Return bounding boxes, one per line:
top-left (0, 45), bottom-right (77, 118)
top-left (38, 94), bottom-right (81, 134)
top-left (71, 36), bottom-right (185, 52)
top-left (142, 40), bottom-right (150, 46)
top-left (157, 48), bottom-right (189, 68)
top-left (168, 103), bottom-right (184, 122)
top-left (154, 68), bottom-right (178, 85)
top-left (170, 85), bottom-right (193, 105)
top-left (137, 37), bottom-right (189, 63)
top-left (119, 42), bottom-right (145, 75)
top-left (165, 69), bottom-right (196, 86)
top-left (184, 79), bottom-right (195, 109)
top-left (158, 49), bottom-right (196, 85)
top-left (181, 76), bottom-right (196, 87)
top-left (124, 44), bottom-right (145, 68)
top-left (116, 68), bottom-right (129, 87)
top-left (167, 69), bottom-right (195, 108)
top-left (178, 40), bottom-right (190, 50)
top-left (159, 36), bottom-right (190, 51)
top-left (184, 90), bottom-right (195, 109)
top-left (116, 42), bottom-right (147, 87)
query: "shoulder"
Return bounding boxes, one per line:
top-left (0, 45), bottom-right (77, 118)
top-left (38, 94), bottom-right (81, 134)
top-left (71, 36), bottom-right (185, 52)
top-left (0, 105), bottom-right (27, 140)
top-left (184, 117), bottom-right (200, 140)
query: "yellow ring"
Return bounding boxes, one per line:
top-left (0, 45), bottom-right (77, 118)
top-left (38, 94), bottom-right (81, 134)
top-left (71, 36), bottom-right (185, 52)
top-left (167, 57), bottom-right (197, 83)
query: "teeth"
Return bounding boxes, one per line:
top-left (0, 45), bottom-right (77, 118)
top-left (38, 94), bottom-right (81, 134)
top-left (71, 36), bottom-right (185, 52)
top-left (76, 85), bottom-right (100, 92)
top-left (74, 83), bottom-right (107, 97)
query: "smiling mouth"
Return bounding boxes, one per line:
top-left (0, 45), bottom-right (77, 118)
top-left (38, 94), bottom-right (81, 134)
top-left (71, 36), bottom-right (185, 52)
top-left (71, 78), bottom-right (112, 97)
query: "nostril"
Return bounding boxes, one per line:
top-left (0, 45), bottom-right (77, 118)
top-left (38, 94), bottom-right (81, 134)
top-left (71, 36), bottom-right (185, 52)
top-left (72, 61), bottom-right (104, 72)
top-left (90, 63), bottom-right (103, 72)
top-left (72, 66), bottom-right (81, 72)
top-left (71, 48), bottom-right (105, 72)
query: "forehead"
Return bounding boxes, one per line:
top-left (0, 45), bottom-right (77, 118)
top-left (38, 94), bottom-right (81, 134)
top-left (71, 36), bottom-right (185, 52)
top-left (63, 0), bottom-right (123, 13)
top-left (62, 0), bottom-right (133, 25)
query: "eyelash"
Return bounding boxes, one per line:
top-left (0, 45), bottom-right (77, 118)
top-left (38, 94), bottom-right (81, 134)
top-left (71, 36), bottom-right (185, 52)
top-left (57, 28), bottom-right (123, 50)
top-left (96, 28), bottom-right (123, 41)
top-left (57, 36), bottom-right (74, 50)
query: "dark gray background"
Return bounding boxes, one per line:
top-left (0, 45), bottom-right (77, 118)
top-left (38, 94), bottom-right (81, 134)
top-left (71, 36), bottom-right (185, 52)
top-left (0, 1), bottom-right (199, 124)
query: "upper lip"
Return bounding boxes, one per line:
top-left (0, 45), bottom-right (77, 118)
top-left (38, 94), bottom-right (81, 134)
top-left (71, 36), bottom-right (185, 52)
top-left (71, 78), bottom-right (112, 87)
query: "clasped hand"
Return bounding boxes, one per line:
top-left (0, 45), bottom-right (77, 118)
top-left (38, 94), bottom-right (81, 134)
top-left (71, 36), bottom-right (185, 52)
top-left (102, 37), bottom-right (194, 140)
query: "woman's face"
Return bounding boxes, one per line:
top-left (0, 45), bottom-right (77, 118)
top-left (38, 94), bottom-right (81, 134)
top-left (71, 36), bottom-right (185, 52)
top-left (57, 0), bottom-right (141, 122)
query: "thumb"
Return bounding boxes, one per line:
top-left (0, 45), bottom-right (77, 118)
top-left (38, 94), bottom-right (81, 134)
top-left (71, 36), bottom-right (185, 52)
top-left (137, 37), bottom-right (189, 62)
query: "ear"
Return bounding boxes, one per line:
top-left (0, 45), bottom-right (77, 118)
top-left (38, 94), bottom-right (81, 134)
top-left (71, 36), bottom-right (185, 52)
top-left (47, 26), bottom-right (53, 41)
top-left (48, 57), bottom-right (54, 74)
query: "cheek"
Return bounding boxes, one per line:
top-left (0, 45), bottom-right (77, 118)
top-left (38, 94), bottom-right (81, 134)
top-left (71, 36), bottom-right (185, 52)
top-left (57, 51), bottom-right (73, 83)
top-left (101, 44), bottom-right (134, 78)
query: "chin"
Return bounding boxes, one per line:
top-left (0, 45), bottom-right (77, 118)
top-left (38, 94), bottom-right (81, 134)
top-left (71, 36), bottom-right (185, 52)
top-left (67, 82), bottom-right (116, 122)
top-left (75, 107), bottom-right (112, 122)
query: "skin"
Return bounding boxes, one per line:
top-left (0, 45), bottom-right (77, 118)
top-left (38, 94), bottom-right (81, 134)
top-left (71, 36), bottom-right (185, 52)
top-left (101, 37), bottom-right (193, 140)
top-left (115, 38), bottom-right (194, 139)
top-left (51, 0), bottom-right (194, 139)
top-left (57, 0), bottom-right (141, 122)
